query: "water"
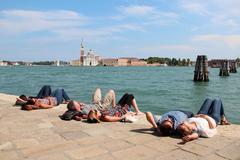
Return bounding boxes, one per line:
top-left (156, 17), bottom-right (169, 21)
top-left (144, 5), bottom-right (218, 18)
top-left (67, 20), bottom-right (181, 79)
top-left (0, 66), bottom-right (239, 124)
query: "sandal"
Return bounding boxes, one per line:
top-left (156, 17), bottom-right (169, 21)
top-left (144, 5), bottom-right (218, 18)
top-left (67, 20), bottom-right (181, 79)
top-left (220, 119), bottom-right (231, 125)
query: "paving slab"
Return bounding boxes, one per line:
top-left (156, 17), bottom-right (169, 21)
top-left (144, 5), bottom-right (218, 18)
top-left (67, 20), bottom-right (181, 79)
top-left (0, 93), bottom-right (240, 160)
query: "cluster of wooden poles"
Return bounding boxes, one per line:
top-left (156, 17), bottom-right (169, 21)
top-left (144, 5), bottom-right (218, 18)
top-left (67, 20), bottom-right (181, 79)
top-left (194, 55), bottom-right (238, 81)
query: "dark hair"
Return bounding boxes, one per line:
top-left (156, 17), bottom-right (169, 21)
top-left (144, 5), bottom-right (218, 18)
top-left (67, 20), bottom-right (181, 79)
top-left (26, 99), bottom-right (35, 105)
top-left (177, 125), bottom-right (185, 136)
top-left (21, 99), bottom-right (36, 110)
top-left (159, 123), bottom-right (172, 136)
top-left (177, 123), bottom-right (192, 136)
top-left (67, 100), bottom-right (76, 111)
top-left (118, 93), bottom-right (134, 107)
top-left (19, 95), bottom-right (28, 101)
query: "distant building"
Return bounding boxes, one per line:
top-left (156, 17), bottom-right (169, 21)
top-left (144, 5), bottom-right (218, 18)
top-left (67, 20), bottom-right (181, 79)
top-left (119, 57), bottom-right (148, 66)
top-left (0, 61), bottom-right (8, 66)
top-left (82, 49), bottom-right (99, 66)
top-left (117, 58), bottom-right (129, 66)
top-left (101, 58), bottom-right (118, 66)
top-left (54, 60), bottom-right (60, 66)
top-left (101, 57), bottom-right (149, 66)
top-left (129, 59), bottom-right (147, 66)
top-left (209, 59), bottom-right (236, 68)
top-left (11, 62), bottom-right (20, 66)
top-left (71, 42), bottom-right (100, 66)
top-left (70, 59), bottom-right (81, 66)
top-left (159, 63), bottom-right (168, 67)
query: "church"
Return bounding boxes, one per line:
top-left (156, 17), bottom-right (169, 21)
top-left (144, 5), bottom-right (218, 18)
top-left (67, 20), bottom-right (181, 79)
top-left (71, 42), bottom-right (100, 66)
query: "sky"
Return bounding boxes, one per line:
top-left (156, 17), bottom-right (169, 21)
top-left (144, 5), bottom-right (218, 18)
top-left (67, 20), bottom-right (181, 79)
top-left (0, 0), bottom-right (240, 61)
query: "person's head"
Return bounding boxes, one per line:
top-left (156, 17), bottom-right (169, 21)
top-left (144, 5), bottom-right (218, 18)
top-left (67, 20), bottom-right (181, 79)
top-left (21, 99), bottom-right (37, 111)
top-left (159, 118), bottom-right (174, 136)
top-left (177, 122), bottom-right (192, 137)
top-left (87, 109), bottom-right (101, 123)
top-left (19, 95), bottom-right (28, 101)
top-left (67, 101), bottom-right (81, 111)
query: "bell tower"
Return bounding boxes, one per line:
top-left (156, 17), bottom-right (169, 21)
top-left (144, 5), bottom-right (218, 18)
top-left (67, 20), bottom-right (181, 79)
top-left (80, 39), bottom-right (84, 64)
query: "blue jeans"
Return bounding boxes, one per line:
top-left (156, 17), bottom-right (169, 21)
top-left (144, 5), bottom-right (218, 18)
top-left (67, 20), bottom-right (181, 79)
top-left (197, 98), bottom-right (225, 124)
top-left (51, 89), bottom-right (70, 105)
top-left (178, 110), bottom-right (194, 118)
top-left (36, 85), bottom-right (52, 98)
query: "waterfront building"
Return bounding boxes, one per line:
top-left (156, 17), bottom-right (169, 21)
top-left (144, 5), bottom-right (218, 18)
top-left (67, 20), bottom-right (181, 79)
top-left (0, 61), bottom-right (8, 66)
top-left (117, 58), bottom-right (129, 66)
top-left (82, 49), bottom-right (99, 66)
top-left (101, 57), bottom-right (148, 66)
top-left (11, 62), bottom-right (20, 66)
top-left (129, 58), bottom-right (148, 66)
top-left (70, 59), bottom-right (81, 66)
top-left (101, 58), bottom-right (118, 66)
top-left (208, 59), bottom-right (236, 68)
top-left (159, 63), bottom-right (168, 67)
top-left (117, 57), bottom-right (148, 66)
top-left (71, 42), bottom-right (100, 66)
top-left (54, 60), bottom-right (60, 66)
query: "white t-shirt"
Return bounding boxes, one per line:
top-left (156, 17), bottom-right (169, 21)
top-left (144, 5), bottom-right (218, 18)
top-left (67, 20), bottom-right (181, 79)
top-left (188, 117), bottom-right (217, 138)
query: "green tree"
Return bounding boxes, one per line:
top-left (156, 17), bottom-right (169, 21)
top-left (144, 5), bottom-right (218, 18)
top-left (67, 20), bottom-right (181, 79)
top-left (182, 58), bottom-right (186, 66)
top-left (171, 58), bottom-right (178, 66)
top-left (236, 57), bottom-right (240, 67)
top-left (187, 58), bottom-right (191, 66)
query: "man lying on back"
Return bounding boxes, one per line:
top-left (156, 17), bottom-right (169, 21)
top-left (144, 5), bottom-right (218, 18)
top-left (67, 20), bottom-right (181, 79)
top-left (146, 110), bottom-right (194, 136)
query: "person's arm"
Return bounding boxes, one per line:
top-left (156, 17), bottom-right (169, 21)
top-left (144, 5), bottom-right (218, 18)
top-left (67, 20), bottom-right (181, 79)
top-left (38, 103), bottom-right (54, 109)
top-left (73, 115), bottom-right (82, 121)
top-left (201, 128), bottom-right (217, 137)
top-left (131, 99), bottom-right (144, 115)
top-left (101, 115), bottom-right (124, 122)
top-left (146, 112), bottom-right (158, 128)
top-left (15, 98), bottom-right (27, 105)
top-left (182, 133), bottom-right (199, 143)
top-left (195, 114), bottom-right (216, 129)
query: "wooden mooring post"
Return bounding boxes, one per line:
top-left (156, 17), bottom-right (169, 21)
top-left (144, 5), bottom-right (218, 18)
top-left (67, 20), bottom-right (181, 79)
top-left (219, 60), bottom-right (230, 76)
top-left (230, 61), bottom-right (237, 73)
top-left (194, 55), bottom-right (209, 81)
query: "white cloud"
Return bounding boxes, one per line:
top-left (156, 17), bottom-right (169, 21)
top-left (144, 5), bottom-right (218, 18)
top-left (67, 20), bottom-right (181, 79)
top-left (137, 44), bottom-right (195, 58)
top-left (192, 34), bottom-right (240, 49)
top-left (180, 2), bottom-right (209, 16)
top-left (190, 34), bottom-right (240, 59)
top-left (143, 44), bottom-right (194, 52)
top-left (0, 9), bottom-right (89, 34)
top-left (179, 0), bottom-right (240, 29)
top-left (114, 5), bottom-right (179, 27)
top-left (0, 9), bottom-right (146, 43)
top-left (120, 5), bottom-right (155, 16)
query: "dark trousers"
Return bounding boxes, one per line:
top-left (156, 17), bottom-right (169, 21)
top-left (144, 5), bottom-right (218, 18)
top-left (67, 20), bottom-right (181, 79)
top-left (178, 110), bottom-right (194, 118)
top-left (36, 85), bottom-right (52, 98)
top-left (51, 88), bottom-right (71, 105)
top-left (197, 98), bottom-right (225, 124)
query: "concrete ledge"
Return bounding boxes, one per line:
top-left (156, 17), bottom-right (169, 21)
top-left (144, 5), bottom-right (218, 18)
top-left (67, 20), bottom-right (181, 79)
top-left (0, 93), bottom-right (240, 160)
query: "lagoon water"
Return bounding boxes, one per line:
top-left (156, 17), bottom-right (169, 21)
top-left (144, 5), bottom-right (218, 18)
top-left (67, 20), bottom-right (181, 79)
top-left (0, 66), bottom-right (239, 124)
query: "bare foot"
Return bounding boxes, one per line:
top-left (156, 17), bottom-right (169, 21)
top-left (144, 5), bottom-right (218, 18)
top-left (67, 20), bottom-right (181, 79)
top-left (135, 111), bottom-right (145, 115)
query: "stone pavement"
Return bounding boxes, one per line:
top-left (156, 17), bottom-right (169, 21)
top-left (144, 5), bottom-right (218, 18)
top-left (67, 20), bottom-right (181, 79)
top-left (0, 93), bottom-right (240, 160)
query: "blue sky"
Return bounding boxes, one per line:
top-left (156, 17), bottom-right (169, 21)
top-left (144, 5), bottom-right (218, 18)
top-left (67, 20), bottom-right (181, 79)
top-left (0, 0), bottom-right (240, 61)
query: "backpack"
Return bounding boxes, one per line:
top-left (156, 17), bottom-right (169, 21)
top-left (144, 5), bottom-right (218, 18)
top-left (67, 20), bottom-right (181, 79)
top-left (59, 110), bottom-right (80, 121)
